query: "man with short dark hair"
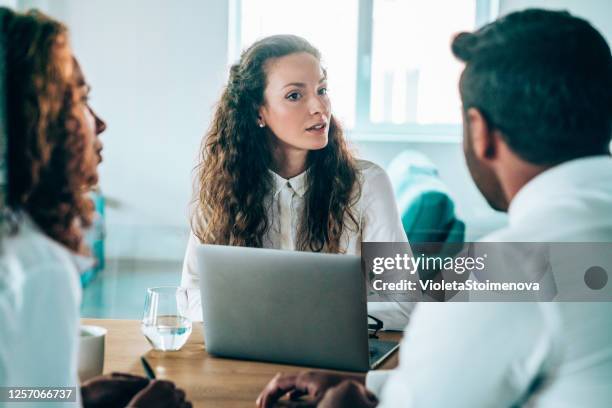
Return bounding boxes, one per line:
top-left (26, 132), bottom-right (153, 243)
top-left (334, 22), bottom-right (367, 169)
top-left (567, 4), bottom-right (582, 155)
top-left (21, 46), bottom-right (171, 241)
top-left (454, 8), bottom-right (612, 220)
top-left (257, 9), bottom-right (612, 407)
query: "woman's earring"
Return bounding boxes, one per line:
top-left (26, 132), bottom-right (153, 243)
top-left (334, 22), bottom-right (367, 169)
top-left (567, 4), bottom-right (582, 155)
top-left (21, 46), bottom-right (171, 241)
top-left (258, 122), bottom-right (265, 128)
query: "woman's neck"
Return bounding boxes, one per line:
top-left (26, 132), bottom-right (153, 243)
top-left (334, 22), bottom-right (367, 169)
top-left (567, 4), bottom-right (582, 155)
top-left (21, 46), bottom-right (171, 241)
top-left (269, 143), bottom-right (308, 179)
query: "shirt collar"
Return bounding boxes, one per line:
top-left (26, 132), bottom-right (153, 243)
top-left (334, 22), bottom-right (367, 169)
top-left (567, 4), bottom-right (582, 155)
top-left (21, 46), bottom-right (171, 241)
top-left (508, 155), bottom-right (612, 226)
top-left (269, 168), bottom-right (309, 198)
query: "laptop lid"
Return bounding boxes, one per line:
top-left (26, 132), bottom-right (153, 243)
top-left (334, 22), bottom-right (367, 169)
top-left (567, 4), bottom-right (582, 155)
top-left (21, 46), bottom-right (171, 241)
top-left (197, 244), bottom-right (372, 371)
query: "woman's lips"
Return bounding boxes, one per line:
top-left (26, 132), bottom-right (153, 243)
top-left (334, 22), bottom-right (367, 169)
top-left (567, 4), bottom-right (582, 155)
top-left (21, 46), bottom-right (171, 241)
top-left (306, 125), bottom-right (327, 135)
top-left (306, 123), bottom-right (327, 135)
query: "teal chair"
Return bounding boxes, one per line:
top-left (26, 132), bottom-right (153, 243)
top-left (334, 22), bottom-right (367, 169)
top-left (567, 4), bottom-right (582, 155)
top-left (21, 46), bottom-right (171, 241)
top-left (81, 189), bottom-right (105, 287)
top-left (387, 151), bottom-right (465, 248)
top-left (387, 151), bottom-right (466, 291)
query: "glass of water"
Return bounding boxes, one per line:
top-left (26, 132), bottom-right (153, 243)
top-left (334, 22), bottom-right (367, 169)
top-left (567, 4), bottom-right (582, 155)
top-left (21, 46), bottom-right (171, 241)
top-left (141, 286), bottom-right (192, 351)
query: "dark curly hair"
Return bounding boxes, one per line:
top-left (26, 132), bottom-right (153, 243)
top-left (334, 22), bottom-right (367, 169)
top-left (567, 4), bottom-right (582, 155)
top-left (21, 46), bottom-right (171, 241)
top-left (452, 9), bottom-right (612, 165)
top-left (193, 35), bottom-right (360, 253)
top-left (3, 8), bottom-right (96, 254)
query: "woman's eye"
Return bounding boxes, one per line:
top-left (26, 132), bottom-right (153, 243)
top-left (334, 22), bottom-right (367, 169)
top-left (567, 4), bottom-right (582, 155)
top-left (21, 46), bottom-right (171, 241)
top-left (318, 87), bottom-right (328, 95)
top-left (286, 92), bottom-right (302, 101)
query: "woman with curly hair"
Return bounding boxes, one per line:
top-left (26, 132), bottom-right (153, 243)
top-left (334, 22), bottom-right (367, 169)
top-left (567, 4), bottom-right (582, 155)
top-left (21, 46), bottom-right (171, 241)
top-left (0, 8), bottom-right (189, 407)
top-left (181, 35), bottom-right (411, 327)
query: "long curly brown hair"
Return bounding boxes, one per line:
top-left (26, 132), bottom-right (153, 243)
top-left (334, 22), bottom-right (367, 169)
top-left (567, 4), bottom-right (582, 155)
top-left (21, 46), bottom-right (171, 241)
top-left (193, 35), bottom-right (360, 253)
top-left (4, 8), bottom-right (96, 254)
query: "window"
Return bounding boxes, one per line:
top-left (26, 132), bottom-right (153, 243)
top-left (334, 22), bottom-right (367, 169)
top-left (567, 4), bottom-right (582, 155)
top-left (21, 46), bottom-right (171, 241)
top-left (232, 0), bottom-right (497, 140)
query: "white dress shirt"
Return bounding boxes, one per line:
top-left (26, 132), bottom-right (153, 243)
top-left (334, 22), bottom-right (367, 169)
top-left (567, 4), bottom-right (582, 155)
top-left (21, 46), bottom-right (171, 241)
top-left (181, 159), bottom-right (413, 328)
top-left (0, 213), bottom-right (89, 407)
top-left (369, 156), bottom-right (612, 407)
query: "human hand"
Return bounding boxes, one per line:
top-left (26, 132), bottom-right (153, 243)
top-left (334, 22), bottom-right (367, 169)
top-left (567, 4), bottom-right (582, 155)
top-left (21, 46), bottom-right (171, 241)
top-left (81, 372), bottom-right (149, 408)
top-left (127, 379), bottom-right (191, 408)
top-left (318, 380), bottom-right (378, 408)
top-left (256, 371), bottom-right (360, 408)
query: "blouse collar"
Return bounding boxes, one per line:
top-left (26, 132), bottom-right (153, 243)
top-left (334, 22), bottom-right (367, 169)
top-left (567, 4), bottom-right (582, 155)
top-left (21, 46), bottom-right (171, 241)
top-left (269, 168), bottom-right (309, 198)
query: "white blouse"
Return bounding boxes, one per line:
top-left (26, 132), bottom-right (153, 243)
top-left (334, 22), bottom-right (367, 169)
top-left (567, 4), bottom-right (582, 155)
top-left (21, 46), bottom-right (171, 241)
top-left (181, 159), bottom-right (413, 329)
top-left (0, 213), bottom-right (90, 406)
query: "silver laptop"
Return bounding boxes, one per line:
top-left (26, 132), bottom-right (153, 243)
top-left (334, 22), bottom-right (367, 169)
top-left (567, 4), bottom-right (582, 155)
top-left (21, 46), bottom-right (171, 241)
top-left (197, 244), bottom-right (398, 372)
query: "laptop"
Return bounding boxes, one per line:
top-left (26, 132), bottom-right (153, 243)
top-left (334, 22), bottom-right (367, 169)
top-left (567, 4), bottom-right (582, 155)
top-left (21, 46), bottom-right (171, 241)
top-left (196, 244), bottom-right (399, 372)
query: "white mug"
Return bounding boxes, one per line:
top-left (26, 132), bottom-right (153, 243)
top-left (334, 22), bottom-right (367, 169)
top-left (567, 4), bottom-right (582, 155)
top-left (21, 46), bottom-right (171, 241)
top-left (78, 325), bottom-right (107, 382)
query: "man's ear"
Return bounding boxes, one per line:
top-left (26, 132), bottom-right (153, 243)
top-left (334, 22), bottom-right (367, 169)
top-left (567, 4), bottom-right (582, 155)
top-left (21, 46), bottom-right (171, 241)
top-left (466, 107), bottom-right (496, 161)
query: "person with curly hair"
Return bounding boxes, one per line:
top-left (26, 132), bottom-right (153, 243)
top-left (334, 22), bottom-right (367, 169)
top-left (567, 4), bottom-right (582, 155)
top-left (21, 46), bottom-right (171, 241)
top-left (0, 8), bottom-right (190, 408)
top-left (181, 35), bottom-right (411, 327)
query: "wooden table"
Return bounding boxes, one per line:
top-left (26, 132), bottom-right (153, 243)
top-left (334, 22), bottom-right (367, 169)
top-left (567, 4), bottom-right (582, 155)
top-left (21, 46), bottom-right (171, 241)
top-left (82, 319), bottom-right (401, 408)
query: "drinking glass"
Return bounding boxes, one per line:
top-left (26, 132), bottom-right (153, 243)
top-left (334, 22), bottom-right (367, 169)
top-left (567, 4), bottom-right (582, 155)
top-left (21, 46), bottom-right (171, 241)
top-left (141, 286), bottom-right (192, 351)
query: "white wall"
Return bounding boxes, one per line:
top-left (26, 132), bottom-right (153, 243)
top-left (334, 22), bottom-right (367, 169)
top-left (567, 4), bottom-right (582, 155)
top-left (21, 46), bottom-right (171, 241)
top-left (18, 0), bottom-right (230, 260)
top-left (12, 0), bottom-right (611, 260)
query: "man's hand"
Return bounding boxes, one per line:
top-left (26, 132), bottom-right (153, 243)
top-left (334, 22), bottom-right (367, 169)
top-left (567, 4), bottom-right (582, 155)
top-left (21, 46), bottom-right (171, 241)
top-left (256, 371), bottom-right (364, 408)
top-left (81, 372), bottom-right (150, 408)
top-left (127, 380), bottom-right (191, 408)
top-left (319, 381), bottom-right (378, 408)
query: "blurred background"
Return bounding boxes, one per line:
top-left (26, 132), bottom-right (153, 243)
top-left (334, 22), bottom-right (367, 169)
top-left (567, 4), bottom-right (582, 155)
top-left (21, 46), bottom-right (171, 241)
top-left (2, 0), bottom-right (610, 318)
